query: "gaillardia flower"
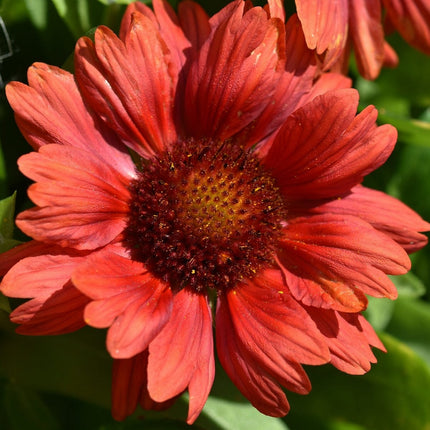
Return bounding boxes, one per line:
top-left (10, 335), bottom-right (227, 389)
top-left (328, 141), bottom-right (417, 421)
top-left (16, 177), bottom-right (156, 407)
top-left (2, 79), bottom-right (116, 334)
top-left (1, 0), bottom-right (429, 424)
top-left (295, 0), bottom-right (430, 79)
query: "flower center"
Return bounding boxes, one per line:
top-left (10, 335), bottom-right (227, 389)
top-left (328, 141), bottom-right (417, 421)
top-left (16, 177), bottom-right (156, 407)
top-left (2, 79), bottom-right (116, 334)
top-left (123, 139), bottom-right (286, 293)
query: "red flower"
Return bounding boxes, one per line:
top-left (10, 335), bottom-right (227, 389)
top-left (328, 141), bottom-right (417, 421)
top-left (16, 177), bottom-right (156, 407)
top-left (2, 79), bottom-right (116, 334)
top-left (1, 0), bottom-right (429, 424)
top-left (295, 0), bottom-right (430, 79)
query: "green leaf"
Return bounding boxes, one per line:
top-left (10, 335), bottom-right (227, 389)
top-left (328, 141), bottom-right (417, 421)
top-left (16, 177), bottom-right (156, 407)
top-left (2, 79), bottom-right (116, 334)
top-left (284, 333), bottom-right (430, 430)
top-left (136, 360), bottom-right (291, 429)
top-left (0, 192), bottom-right (16, 240)
top-left (0, 238), bottom-right (20, 254)
top-left (0, 192), bottom-right (21, 253)
top-left (0, 0), bottom-right (28, 21)
top-left (323, 422), bottom-right (367, 430)
top-left (103, 419), bottom-right (197, 430)
top-left (49, 0), bottom-right (106, 37)
top-left (198, 395), bottom-right (290, 430)
top-left (96, 0), bottom-right (150, 4)
top-left (24, 0), bottom-right (49, 29)
top-left (363, 296), bottom-right (395, 331)
top-left (390, 272), bottom-right (426, 298)
top-left (50, 0), bottom-right (89, 36)
top-left (357, 34), bottom-right (430, 109)
top-left (96, 0), bottom-right (132, 4)
top-left (188, 360), bottom-right (290, 430)
top-left (386, 298), bottom-right (430, 366)
top-left (2, 382), bottom-right (60, 430)
top-left (364, 272), bottom-right (427, 332)
top-left (386, 144), bottom-right (430, 221)
top-left (0, 292), bottom-right (10, 313)
top-left (0, 142), bottom-right (6, 197)
top-left (378, 112), bottom-right (430, 148)
top-left (0, 318), bottom-right (112, 408)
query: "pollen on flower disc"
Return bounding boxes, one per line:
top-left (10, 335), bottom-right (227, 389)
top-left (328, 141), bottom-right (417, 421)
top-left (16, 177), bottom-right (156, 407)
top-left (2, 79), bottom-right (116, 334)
top-left (123, 139), bottom-right (286, 293)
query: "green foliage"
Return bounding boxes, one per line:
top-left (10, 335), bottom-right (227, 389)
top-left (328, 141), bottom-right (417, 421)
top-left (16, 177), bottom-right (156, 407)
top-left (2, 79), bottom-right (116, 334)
top-left (1, 383), bottom-right (60, 430)
top-left (392, 272), bottom-right (427, 298)
top-left (49, 0), bottom-right (103, 37)
top-left (386, 298), bottom-right (430, 366)
top-left (0, 192), bottom-right (21, 253)
top-left (199, 396), bottom-right (290, 430)
top-left (284, 334), bottom-right (430, 430)
top-left (23, 0), bottom-right (49, 29)
top-left (0, 143), bottom-right (6, 197)
top-left (96, 0), bottom-right (148, 4)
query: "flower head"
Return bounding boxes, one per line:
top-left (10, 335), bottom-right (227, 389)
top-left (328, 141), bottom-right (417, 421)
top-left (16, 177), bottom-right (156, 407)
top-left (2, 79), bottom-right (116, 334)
top-left (1, 0), bottom-right (429, 424)
top-left (295, 0), bottom-right (430, 79)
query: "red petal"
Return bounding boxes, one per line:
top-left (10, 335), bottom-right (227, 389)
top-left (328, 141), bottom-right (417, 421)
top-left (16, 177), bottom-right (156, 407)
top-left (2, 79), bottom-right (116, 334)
top-left (152, 0), bottom-right (194, 68)
top-left (307, 185), bottom-right (430, 253)
top-left (357, 314), bottom-right (386, 351)
top-left (263, 89), bottom-right (397, 199)
top-left (17, 144), bottom-right (130, 250)
top-left (112, 352), bottom-right (147, 421)
top-left (184, 3), bottom-right (287, 140)
top-left (266, 71), bottom-right (352, 158)
top-left (11, 282), bottom-right (89, 335)
top-left (217, 319), bottom-right (292, 417)
top-left (306, 307), bottom-right (385, 374)
top-left (112, 350), bottom-right (177, 421)
top-left (301, 72), bottom-right (352, 104)
top-left (382, 0), bottom-right (430, 55)
top-left (349, 0), bottom-right (384, 80)
top-left (178, 0), bottom-right (211, 54)
top-left (277, 214), bottom-right (410, 312)
top-left (148, 289), bottom-right (214, 424)
top-left (246, 14), bottom-right (316, 151)
top-left (75, 12), bottom-right (177, 159)
top-left (216, 269), bottom-right (330, 416)
top-left (1, 251), bottom-right (89, 335)
top-left (266, 0), bottom-right (286, 21)
top-left (1, 251), bottom-right (86, 299)
top-left (106, 285), bottom-right (172, 359)
top-left (382, 40), bottom-right (399, 68)
top-left (0, 241), bottom-right (61, 278)
top-left (119, 2), bottom-right (155, 40)
top-left (296, 0), bottom-right (348, 69)
top-left (121, 0), bottom-right (195, 71)
top-left (72, 246), bottom-right (173, 359)
top-left (5, 64), bottom-right (134, 178)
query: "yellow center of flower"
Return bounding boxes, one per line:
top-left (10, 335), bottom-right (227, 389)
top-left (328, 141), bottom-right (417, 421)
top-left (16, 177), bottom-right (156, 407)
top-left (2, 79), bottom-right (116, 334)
top-left (123, 139), bottom-right (286, 292)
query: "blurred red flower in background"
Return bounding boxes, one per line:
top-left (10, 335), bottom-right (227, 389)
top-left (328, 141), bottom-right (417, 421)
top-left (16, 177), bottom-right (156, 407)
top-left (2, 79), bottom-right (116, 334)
top-left (1, 0), bottom-right (429, 424)
top-left (295, 0), bottom-right (430, 79)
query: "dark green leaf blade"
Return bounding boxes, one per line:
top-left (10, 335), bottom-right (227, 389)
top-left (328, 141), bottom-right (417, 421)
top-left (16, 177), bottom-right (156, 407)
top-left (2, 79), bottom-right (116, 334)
top-left (284, 333), bottom-right (430, 430)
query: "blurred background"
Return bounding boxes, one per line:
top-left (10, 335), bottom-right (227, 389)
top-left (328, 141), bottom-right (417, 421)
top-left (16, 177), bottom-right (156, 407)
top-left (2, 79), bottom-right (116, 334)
top-left (0, 1), bottom-right (429, 429)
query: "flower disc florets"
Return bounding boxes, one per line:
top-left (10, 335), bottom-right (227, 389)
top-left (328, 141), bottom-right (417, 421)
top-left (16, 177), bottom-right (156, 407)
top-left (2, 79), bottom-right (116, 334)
top-left (124, 139), bottom-right (286, 293)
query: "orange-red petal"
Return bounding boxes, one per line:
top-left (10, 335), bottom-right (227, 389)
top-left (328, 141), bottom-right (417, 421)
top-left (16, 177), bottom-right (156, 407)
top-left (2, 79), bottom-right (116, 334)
top-left (382, 0), bottom-right (430, 55)
top-left (148, 289), bottom-right (214, 424)
top-left (216, 269), bottom-right (329, 416)
top-left (307, 185), bottom-right (430, 253)
top-left (111, 350), bottom-right (176, 421)
top-left (5, 64), bottom-right (135, 179)
top-left (183, 3), bottom-right (287, 140)
top-left (263, 89), bottom-right (397, 199)
top-left (72, 246), bottom-right (173, 359)
top-left (349, 0), bottom-right (385, 80)
top-left (276, 214), bottom-right (410, 311)
top-left (245, 14), bottom-right (316, 151)
top-left (75, 12), bottom-right (177, 159)
top-left (1, 251), bottom-right (89, 335)
top-left (17, 144), bottom-right (131, 250)
top-left (296, 0), bottom-right (349, 69)
top-left (306, 308), bottom-right (385, 374)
